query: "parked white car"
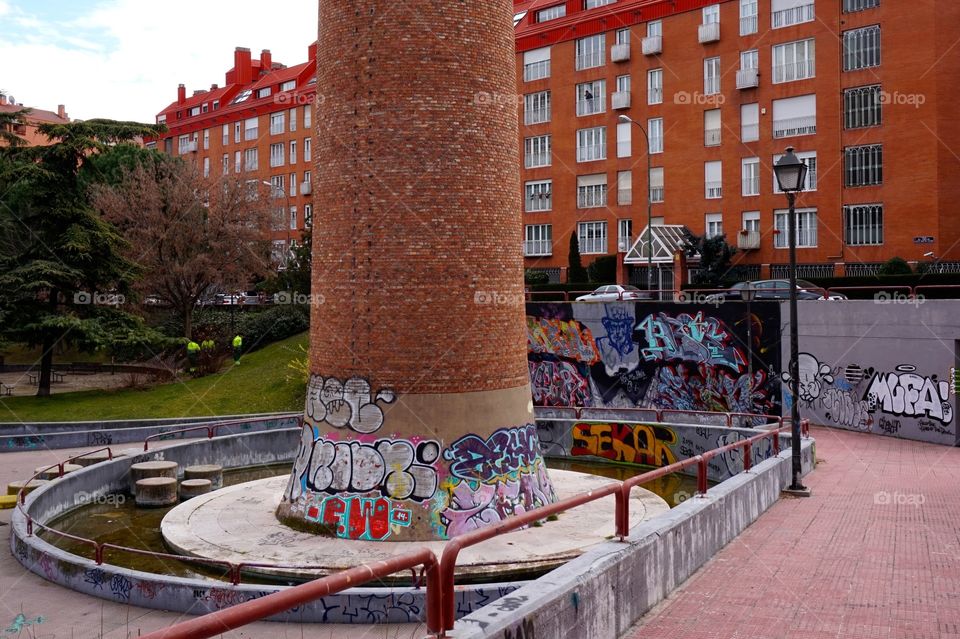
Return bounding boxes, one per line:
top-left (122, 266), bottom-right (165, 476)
top-left (575, 285), bottom-right (653, 302)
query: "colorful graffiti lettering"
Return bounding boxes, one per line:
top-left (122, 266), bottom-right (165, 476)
top-left (528, 360), bottom-right (591, 407)
top-left (285, 424), bottom-right (440, 502)
top-left (443, 425), bottom-right (542, 483)
top-left (305, 374), bottom-right (396, 434)
top-left (4, 614), bottom-right (44, 635)
top-left (570, 422), bottom-right (678, 466)
top-left (638, 311), bottom-right (746, 371)
top-left (656, 365), bottom-right (771, 414)
top-left (304, 495), bottom-right (410, 541)
top-left (527, 317), bottom-right (599, 364)
top-left (865, 367), bottom-right (953, 425)
top-left (595, 305), bottom-right (639, 375)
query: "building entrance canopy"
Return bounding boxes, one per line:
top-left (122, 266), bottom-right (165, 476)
top-left (623, 224), bottom-right (700, 265)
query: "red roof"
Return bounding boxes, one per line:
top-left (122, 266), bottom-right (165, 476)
top-left (0, 103), bottom-right (68, 124)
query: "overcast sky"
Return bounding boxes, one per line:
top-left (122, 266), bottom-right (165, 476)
top-left (0, 0), bottom-right (318, 122)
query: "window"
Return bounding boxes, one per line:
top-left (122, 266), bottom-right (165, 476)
top-left (290, 140), bottom-right (298, 165)
top-left (203, 157), bottom-right (210, 178)
top-left (177, 134), bottom-right (191, 154)
top-left (244, 117), bottom-right (259, 141)
top-left (304, 105), bottom-right (312, 129)
top-left (844, 26), bottom-right (881, 70)
top-left (616, 74), bottom-right (631, 94)
top-left (742, 158), bottom-right (760, 196)
top-left (774, 150), bottom-right (817, 192)
top-left (577, 174), bottom-right (607, 208)
top-left (705, 161), bottom-right (722, 199)
top-left (741, 49), bottom-right (759, 70)
top-left (232, 90), bottom-right (252, 105)
top-left (537, 5), bottom-right (565, 22)
top-left (189, 106), bottom-right (201, 117)
top-left (773, 38), bottom-right (815, 83)
top-left (289, 108), bottom-right (297, 132)
top-left (222, 154), bottom-right (229, 175)
top-left (648, 118), bottom-right (663, 154)
top-left (244, 148), bottom-right (258, 172)
top-left (617, 121), bottom-right (631, 158)
top-left (270, 174), bottom-right (285, 194)
top-left (844, 204), bottom-right (884, 245)
top-left (772, 94), bottom-right (816, 138)
top-left (304, 204), bottom-right (313, 228)
top-left (270, 113), bottom-right (285, 135)
top-left (304, 137), bottom-right (312, 163)
top-left (525, 180), bottom-right (553, 212)
top-left (234, 151), bottom-right (242, 173)
top-left (289, 173), bottom-right (297, 197)
top-left (704, 57), bottom-right (721, 95)
top-left (740, 0), bottom-right (758, 35)
top-left (222, 124), bottom-right (230, 146)
top-left (774, 208), bottom-right (817, 248)
top-left (741, 103), bottom-right (760, 142)
top-left (647, 68), bottom-right (663, 104)
top-left (203, 129), bottom-right (210, 150)
top-left (844, 85), bottom-right (882, 129)
top-left (615, 29), bottom-right (630, 46)
top-left (257, 87), bottom-right (272, 99)
top-left (844, 0), bottom-right (879, 12)
top-left (585, 0), bottom-right (616, 9)
top-left (270, 143), bottom-right (285, 168)
top-left (525, 135), bottom-right (551, 168)
top-left (524, 91), bottom-right (551, 125)
top-left (303, 170), bottom-right (311, 191)
top-left (525, 224), bottom-right (553, 256)
top-left (576, 34), bottom-right (605, 70)
top-left (524, 47), bottom-right (551, 82)
top-left (578, 221), bottom-right (608, 254)
top-left (576, 80), bottom-right (606, 116)
top-left (705, 213), bottom-right (723, 238)
top-left (703, 4), bottom-right (720, 23)
top-left (617, 171), bottom-right (633, 206)
top-left (576, 127), bottom-right (606, 162)
top-left (648, 20), bottom-right (662, 38)
top-left (845, 144), bottom-right (883, 187)
top-left (234, 122), bottom-right (241, 144)
top-left (289, 207), bottom-right (298, 230)
top-left (704, 109), bottom-right (721, 146)
top-left (618, 219), bottom-right (633, 251)
top-left (772, 0), bottom-right (815, 28)
top-left (649, 167), bottom-right (664, 203)
top-left (742, 211), bottom-right (760, 232)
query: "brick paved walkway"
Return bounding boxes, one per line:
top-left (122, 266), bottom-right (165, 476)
top-left (622, 426), bottom-right (960, 639)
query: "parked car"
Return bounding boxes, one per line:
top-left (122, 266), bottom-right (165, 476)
top-left (575, 284), bottom-right (654, 302)
top-left (706, 280), bottom-right (847, 302)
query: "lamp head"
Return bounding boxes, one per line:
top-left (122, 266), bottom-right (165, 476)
top-left (774, 146), bottom-right (808, 193)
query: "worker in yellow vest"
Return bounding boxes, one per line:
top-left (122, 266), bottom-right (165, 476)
top-left (186, 340), bottom-right (200, 374)
top-left (232, 334), bottom-right (243, 365)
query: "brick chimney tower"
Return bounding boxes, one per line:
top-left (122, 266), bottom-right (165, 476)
top-left (277, 0), bottom-right (557, 542)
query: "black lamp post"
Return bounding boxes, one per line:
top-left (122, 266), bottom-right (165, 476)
top-left (773, 147), bottom-right (809, 494)
top-left (739, 283), bottom-right (757, 390)
top-left (618, 115), bottom-right (654, 296)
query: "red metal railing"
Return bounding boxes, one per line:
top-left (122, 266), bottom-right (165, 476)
top-left (538, 406), bottom-right (783, 429)
top-left (138, 549), bottom-right (442, 639)
top-left (143, 415), bottom-right (301, 450)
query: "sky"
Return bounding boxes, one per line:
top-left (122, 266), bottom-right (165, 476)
top-left (0, 0), bottom-right (318, 122)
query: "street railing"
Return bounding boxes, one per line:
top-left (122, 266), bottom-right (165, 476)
top-left (143, 414), bottom-right (301, 451)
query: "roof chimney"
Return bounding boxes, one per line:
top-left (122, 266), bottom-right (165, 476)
top-left (260, 49), bottom-right (273, 73)
top-left (0, 94), bottom-right (7, 106)
top-left (233, 47), bottom-right (253, 84)
top-left (57, 104), bottom-right (67, 119)
top-left (308, 41), bottom-right (318, 63)
top-left (210, 83), bottom-right (219, 91)
top-left (177, 84), bottom-right (186, 104)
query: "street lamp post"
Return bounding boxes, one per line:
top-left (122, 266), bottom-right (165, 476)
top-left (618, 115), bottom-right (654, 296)
top-left (740, 283), bottom-right (757, 389)
top-left (773, 147), bottom-right (809, 494)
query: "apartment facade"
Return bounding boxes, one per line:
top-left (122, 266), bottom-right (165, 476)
top-left (515, 0), bottom-right (960, 283)
top-left (0, 93), bottom-right (70, 147)
top-left (154, 46), bottom-right (318, 263)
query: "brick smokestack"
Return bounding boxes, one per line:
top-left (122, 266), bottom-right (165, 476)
top-left (233, 47), bottom-right (253, 84)
top-left (57, 105), bottom-right (66, 120)
top-left (260, 49), bottom-right (272, 74)
top-left (277, 0), bottom-right (557, 542)
top-left (177, 84), bottom-right (186, 104)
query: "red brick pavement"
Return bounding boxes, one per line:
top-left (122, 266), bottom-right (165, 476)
top-left (622, 426), bottom-right (960, 639)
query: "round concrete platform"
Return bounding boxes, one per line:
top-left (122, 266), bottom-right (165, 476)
top-left (162, 469), bottom-right (669, 582)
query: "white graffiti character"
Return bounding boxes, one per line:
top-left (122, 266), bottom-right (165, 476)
top-left (305, 375), bottom-right (396, 433)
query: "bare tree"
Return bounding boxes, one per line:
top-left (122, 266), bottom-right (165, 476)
top-left (93, 154), bottom-right (275, 338)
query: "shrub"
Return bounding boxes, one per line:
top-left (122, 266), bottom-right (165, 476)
top-left (587, 255), bottom-right (618, 283)
top-left (878, 257), bottom-right (913, 276)
top-left (524, 270), bottom-right (550, 286)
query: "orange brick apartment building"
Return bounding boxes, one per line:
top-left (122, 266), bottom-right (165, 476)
top-left (514, 0), bottom-right (960, 283)
top-left (155, 1), bottom-right (960, 282)
top-left (0, 93), bottom-right (70, 147)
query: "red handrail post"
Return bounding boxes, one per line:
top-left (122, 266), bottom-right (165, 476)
top-left (95, 543), bottom-right (104, 565)
top-left (743, 440), bottom-right (752, 472)
top-left (773, 431), bottom-right (781, 456)
top-left (26, 516), bottom-right (32, 536)
top-left (696, 455), bottom-right (708, 495)
top-left (615, 485), bottom-right (629, 541)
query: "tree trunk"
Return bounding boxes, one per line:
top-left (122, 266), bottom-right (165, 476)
top-left (183, 304), bottom-right (193, 340)
top-left (36, 293), bottom-right (57, 397)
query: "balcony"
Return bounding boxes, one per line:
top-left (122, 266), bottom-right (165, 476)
top-left (698, 22), bottom-right (720, 44)
top-left (736, 68), bottom-right (759, 89)
top-left (180, 140), bottom-right (198, 154)
top-left (523, 60), bottom-right (551, 82)
top-left (773, 116), bottom-right (817, 139)
top-left (611, 91), bottom-right (631, 110)
top-left (739, 15), bottom-right (758, 35)
top-left (641, 36), bottom-right (662, 55)
top-left (300, 181), bottom-right (312, 195)
top-left (611, 43), bottom-right (631, 62)
top-left (705, 182), bottom-right (723, 199)
top-left (737, 230), bottom-right (761, 250)
top-left (524, 241), bottom-right (552, 257)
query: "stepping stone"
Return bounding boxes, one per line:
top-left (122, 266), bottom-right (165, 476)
top-left (180, 479), bottom-right (213, 500)
top-left (184, 464), bottom-right (223, 490)
top-left (7, 479), bottom-right (49, 496)
top-left (35, 464), bottom-right (83, 480)
top-left (135, 477), bottom-right (178, 507)
top-left (0, 495), bottom-right (16, 509)
top-left (129, 461), bottom-right (179, 494)
top-left (74, 451), bottom-right (113, 467)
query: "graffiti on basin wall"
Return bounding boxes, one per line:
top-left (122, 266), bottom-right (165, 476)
top-left (570, 422), bottom-right (678, 466)
top-left (527, 302), bottom-right (782, 416)
top-left (305, 374), bottom-right (396, 434)
top-left (285, 424), bottom-right (440, 503)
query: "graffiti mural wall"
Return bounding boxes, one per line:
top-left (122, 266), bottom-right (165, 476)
top-left (527, 302), bottom-right (783, 417)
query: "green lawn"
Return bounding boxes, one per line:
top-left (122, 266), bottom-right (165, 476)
top-left (0, 333), bottom-right (308, 423)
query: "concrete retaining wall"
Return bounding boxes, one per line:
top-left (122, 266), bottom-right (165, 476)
top-left (449, 435), bottom-right (815, 639)
top-left (0, 413), bottom-right (300, 452)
